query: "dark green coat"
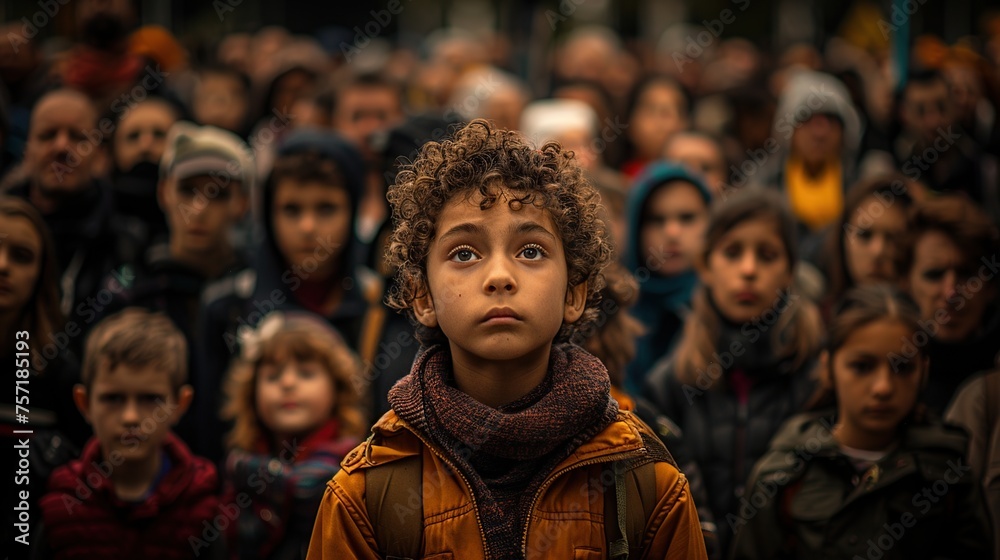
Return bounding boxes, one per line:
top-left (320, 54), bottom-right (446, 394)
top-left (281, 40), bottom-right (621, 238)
top-left (730, 412), bottom-right (993, 560)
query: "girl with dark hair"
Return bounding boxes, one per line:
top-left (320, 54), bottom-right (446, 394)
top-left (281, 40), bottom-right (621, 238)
top-left (645, 187), bottom-right (823, 552)
top-left (731, 284), bottom-right (992, 559)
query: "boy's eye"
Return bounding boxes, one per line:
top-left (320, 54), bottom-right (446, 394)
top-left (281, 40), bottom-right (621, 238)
top-left (853, 228), bottom-right (873, 242)
top-left (281, 204), bottom-right (301, 218)
top-left (139, 394), bottom-right (166, 406)
top-left (849, 360), bottom-right (874, 374)
top-left (723, 244), bottom-right (742, 259)
top-left (99, 394), bottom-right (126, 405)
top-left (922, 268), bottom-right (946, 281)
top-left (678, 213), bottom-right (696, 225)
top-left (317, 203), bottom-right (339, 216)
top-left (518, 244), bottom-right (546, 260)
top-left (757, 247), bottom-right (779, 263)
top-left (448, 246), bottom-right (480, 263)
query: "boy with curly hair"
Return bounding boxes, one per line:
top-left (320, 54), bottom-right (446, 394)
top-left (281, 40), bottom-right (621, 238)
top-left (306, 119), bottom-right (707, 559)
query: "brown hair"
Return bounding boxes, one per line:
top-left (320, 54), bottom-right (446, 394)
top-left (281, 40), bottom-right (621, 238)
top-left (386, 118), bottom-right (614, 345)
top-left (223, 315), bottom-right (367, 450)
top-left (823, 175), bottom-right (915, 306)
top-left (0, 196), bottom-right (63, 367)
top-left (897, 194), bottom-right (1000, 279)
top-left (806, 284), bottom-right (927, 418)
top-left (579, 262), bottom-right (645, 387)
top-left (82, 308), bottom-right (188, 391)
top-left (672, 188), bottom-right (822, 387)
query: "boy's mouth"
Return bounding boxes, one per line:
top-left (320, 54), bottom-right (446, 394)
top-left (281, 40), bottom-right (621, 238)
top-left (482, 307), bottom-right (522, 323)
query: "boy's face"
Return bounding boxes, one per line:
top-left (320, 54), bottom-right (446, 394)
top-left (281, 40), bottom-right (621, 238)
top-left (414, 188), bottom-right (586, 363)
top-left (113, 101), bottom-right (176, 172)
top-left (159, 174), bottom-right (246, 256)
top-left (74, 364), bottom-right (192, 465)
top-left (272, 179), bottom-right (352, 279)
top-left (333, 85), bottom-right (403, 153)
top-left (639, 181), bottom-right (708, 277)
top-left (193, 74), bottom-right (249, 133)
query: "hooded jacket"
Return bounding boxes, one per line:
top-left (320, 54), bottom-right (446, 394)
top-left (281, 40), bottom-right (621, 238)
top-left (730, 411), bottom-right (993, 560)
top-left (197, 130), bottom-right (416, 461)
top-left (39, 432), bottom-right (221, 560)
top-left (750, 71), bottom-right (862, 257)
top-left (623, 162), bottom-right (712, 395)
top-left (305, 409), bottom-right (708, 560)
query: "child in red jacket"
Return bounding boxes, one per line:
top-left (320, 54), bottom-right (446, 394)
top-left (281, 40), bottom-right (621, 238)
top-left (38, 309), bottom-right (223, 559)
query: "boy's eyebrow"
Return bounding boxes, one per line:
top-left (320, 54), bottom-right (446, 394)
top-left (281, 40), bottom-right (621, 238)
top-left (437, 221), bottom-right (558, 244)
top-left (438, 222), bottom-right (485, 244)
top-left (510, 221), bottom-right (558, 242)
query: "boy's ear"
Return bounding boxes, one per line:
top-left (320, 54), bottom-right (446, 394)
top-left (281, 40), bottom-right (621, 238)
top-left (170, 385), bottom-right (195, 425)
top-left (73, 384), bottom-right (92, 424)
top-left (563, 282), bottom-right (587, 324)
top-left (413, 293), bottom-right (438, 328)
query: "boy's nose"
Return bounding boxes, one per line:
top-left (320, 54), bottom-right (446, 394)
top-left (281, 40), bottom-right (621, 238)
top-left (121, 399), bottom-right (142, 425)
top-left (483, 257), bottom-right (517, 294)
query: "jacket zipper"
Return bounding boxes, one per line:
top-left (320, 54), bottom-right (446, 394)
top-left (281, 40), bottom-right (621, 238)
top-left (520, 448), bottom-right (648, 557)
top-left (403, 427), bottom-right (490, 559)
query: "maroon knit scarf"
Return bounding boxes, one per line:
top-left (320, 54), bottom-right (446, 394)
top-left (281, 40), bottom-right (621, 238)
top-left (389, 344), bottom-right (619, 559)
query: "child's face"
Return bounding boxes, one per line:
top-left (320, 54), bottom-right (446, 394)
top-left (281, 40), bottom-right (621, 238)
top-left (700, 218), bottom-right (792, 323)
top-left (113, 101), bottom-right (176, 172)
top-left (639, 181), bottom-right (708, 277)
top-left (333, 85), bottom-right (403, 153)
top-left (255, 359), bottom-right (335, 440)
top-left (844, 196), bottom-right (906, 285)
top-left (75, 364), bottom-right (191, 465)
top-left (663, 136), bottom-right (726, 196)
top-left (193, 74), bottom-right (248, 133)
top-left (415, 188), bottom-right (585, 363)
top-left (159, 174), bottom-right (246, 256)
top-left (628, 82), bottom-right (688, 160)
top-left (831, 319), bottom-right (924, 448)
top-left (0, 215), bottom-right (42, 313)
top-left (272, 180), bottom-right (352, 279)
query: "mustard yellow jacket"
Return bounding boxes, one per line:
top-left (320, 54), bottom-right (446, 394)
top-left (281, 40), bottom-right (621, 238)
top-left (306, 410), bottom-right (708, 559)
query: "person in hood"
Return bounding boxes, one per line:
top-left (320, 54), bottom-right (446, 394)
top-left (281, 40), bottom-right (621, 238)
top-left (623, 162), bottom-right (711, 395)
top-left (198, 128), bottom-right (414, 461)
top-left (751, 71), bottom-right (862, 257)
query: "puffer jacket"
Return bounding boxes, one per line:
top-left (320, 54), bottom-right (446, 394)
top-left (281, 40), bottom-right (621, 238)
top-left (730, 411), bottom-right (993, 560)
top-left (306, 410), bottom-right (708, 559)
top-left (644, 353), bottom-right (816, 553)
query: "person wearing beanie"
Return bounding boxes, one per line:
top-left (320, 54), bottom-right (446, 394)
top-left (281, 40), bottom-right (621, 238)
top-left (96, 121), bottom-right (254, 453)
top-left (623, 161), bottom-right (713, 395)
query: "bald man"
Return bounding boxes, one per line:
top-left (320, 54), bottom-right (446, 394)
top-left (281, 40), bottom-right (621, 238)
top-left (5, 88), bottom-right (145, 351)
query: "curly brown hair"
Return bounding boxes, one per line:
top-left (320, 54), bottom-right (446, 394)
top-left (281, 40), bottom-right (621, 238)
top-left (386, 118), bottom-right (614, 345)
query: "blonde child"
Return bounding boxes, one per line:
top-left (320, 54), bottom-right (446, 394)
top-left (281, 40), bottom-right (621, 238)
top-left (223, 311), bottom-right (366, 560)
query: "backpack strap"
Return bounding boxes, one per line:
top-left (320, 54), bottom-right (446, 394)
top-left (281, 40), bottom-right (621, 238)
top-left (357, 270), bottom-right (387, 367)
top-left (365, 452), bottom-right (423, 560)
top-left (603, 459), bottom-right (657, 559)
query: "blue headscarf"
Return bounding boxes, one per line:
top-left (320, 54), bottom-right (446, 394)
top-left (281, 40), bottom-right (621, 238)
top-left (623, 161), bottom-right (713, 394)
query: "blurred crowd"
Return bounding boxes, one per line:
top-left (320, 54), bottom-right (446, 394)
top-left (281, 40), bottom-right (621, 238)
top-left (1, 0), bottom-right (999, 558)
